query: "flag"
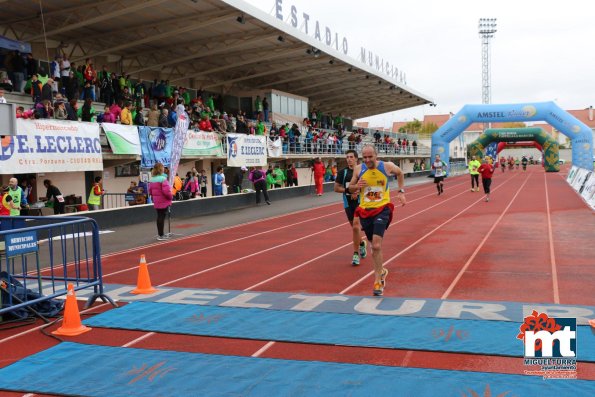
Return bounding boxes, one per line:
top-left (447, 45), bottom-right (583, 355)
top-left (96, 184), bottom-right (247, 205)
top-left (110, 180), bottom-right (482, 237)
top-left (169, 104), bottom-right (189, 185)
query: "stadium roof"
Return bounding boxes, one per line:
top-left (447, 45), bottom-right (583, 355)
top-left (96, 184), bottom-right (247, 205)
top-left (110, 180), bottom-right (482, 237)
top-left (0, 0), bottom-right (433, 119)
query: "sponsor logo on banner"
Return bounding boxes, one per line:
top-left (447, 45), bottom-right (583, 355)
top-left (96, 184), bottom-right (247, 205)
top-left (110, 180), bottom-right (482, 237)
top-left (519, 310), bottom-right (577, 379)
top-left (579, 172), bottom-right (595, 210)
top-left (101, 123), bottom-right (141, 155)
top-left (169, 106), bottom-right (189, 185)
top-left (138, 126), bottom-right (174, 168)
top-left (267, 136), bottom-right (283, 157)
top-left (5, 230), bottom-right (38, 257)
top-left (182, 130), bottom-right (223, 157)
top-left (0, 119), bottom-right (102, 173)
top-left (226, 134), bottom-right (267, 167)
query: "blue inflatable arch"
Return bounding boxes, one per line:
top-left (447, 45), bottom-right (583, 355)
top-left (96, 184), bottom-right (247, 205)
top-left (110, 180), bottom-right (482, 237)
top-left (430, 102), bottom-right (593, 171)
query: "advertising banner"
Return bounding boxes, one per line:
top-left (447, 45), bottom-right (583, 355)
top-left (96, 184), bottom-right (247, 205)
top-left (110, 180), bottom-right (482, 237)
top-left (570, 168), bottom-right (591, 193)
top-left (267, 136), bottom-right (283, 157)
top-left (0, 119), bottom-right (103, 173)
top-left (102, 123), bottom-right (141, 155)
top-left (579, 173), bottom-right (595, 210)
top-left (169, 105), bottom-right (190, 185)
top-left (138, 126), bottom-right (174, 168)
top-left (226, 134), bottom-right (266, 167)
top-left (182, 130), bottom-right (223, 157)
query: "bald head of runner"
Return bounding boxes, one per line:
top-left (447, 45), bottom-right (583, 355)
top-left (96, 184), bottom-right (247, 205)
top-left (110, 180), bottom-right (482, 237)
top-left (362, 144), bottom-right (377, 169)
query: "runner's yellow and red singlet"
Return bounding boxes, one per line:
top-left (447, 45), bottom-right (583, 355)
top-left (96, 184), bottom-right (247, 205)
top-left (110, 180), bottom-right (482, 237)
top-left (355, 161), bottom-right (395, 220)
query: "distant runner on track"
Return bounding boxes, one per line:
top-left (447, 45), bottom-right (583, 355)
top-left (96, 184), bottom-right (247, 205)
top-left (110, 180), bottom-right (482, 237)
top-left (348, 145), bottom-right (406, 296)
top-left (334, 150), bottom-right (367, 266)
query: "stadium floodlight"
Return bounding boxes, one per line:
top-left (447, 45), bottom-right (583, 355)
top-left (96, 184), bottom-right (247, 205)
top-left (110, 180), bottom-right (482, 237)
top-left (478, 17), bottom-right (497, 105)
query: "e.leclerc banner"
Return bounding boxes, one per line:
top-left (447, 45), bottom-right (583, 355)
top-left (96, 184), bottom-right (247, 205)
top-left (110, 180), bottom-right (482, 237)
top-left (226, 133), bottom-right (266, 167)
top-left (138, 126), bottom-right (174, 168)
top-left (102, 123), bottom-right (141, 155)
top-left (182, 130), bottom-right (223, 157)
top-left (0, 119), bottom-right (102, 174)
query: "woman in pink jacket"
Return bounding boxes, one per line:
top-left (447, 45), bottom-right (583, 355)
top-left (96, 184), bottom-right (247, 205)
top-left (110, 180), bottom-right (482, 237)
top-left (149, 162), bottom-right (173, 240)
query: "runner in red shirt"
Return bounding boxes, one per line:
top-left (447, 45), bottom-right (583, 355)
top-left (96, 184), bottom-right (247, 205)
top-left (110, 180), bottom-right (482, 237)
top-left (478, 158), bottom-right (496, 202)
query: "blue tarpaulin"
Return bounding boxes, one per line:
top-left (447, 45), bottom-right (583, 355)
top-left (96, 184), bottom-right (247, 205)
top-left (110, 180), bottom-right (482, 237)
top-left (0, 35), bottom-right (31, 53)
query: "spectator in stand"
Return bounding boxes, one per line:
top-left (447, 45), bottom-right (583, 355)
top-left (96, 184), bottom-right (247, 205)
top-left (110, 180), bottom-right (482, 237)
top-left (148, 162), bottom-right (173, 241)
top-left (262, 96), bottom-right (269, 122)
top-left (0, 88), bottom-right (6, 103)
top-left (60, 54), bottom-right (71, 94)
top-left (41, 78), bottom-right (53, 102)
top-left (11, 51), bottom-right (25, 92)
top-left (119, 86), bottom-right (132, 103)
top-left (40, 179), bottom-right (65, 215)
top-left (269, 122), bottom-right (279, 137)
top-left (65, 99), bottom-right (78, 121)
top-left (54, 100), bottom-right (67, 120)
top-left (111, 73), bottom-right (120, 102)
top-left (65, 70), bottom-right (79, 101)
top-left (83, 59), bottom-right (96, 101)
top-left (158, 108), bottom-right (169, 127)
top-left (35, 100), bottom-right (53, 119)
top-left (99, 66), bottom-right (112, 105)
top-left (120, 102), bottom-right (133, 125)
top-left (110, 100), bottom-right (122, 122)
top-left (236, 115), bottom-right (248, 134)
top-left (0, 72), bottom-right (13, 92)
top-left (102, 105), bottom-right (115, 123)
top-left (82, 81), bottom-right (94, 101)
top-left (25, 53), bottom-right (37, 81)
top-left (134, 106), bottom-right (145, 126)
top-left (147, 104), bottom-right (159, 127)
top-left (272, 165), bottom-right (285, 188)
top-left (256, 119), bottom-right (266, 135)
top-left (50, 55), bottom-right (61, 91)
top-left (199, 113), bottom-right (213, 131)
top-left (78, 98), bottom-right (96, 122)
top-left (412, 140), bottom-right (417, 155)
top-left (305, 128), bottom-right (313, 153)
top-left (249, 166), bottom-right (270, 205)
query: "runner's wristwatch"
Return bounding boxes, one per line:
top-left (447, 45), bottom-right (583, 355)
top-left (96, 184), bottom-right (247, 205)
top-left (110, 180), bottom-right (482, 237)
top-left (398, 188), bottom-right (405, 193)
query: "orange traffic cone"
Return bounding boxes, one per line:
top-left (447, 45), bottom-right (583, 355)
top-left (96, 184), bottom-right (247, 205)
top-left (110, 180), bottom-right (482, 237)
top-left (52, 283), bottom-right (92, 336)
top-left (131, 254), bottom-right (157, 294)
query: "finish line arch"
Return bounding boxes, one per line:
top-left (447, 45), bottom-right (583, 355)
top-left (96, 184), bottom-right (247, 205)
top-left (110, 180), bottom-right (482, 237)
top-left (430, 102), bottom-right (593, 171)
top-left (468, 128), bottom-right (559, 171)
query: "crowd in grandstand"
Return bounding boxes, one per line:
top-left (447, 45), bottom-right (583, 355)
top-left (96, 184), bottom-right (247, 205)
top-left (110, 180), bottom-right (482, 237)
top-left (2, 50), bottom-right (421, 157)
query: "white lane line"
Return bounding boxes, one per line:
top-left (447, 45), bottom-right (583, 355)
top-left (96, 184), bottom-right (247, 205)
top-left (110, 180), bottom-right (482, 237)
top-left (544, 172), bottom-right (560, 304)
top-left (339, 174), bottom-right (519, 295)
top-left (441, 173), bottom-right (531, 300)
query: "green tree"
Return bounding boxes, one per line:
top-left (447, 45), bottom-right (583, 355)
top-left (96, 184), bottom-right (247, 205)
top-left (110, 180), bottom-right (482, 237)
top-left (419, 122), bottom-right (439, 140)
top-left (501, 122), bottom-right (527, 128)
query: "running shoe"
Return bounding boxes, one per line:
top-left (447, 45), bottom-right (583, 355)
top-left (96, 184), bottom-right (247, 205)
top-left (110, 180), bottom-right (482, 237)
top-left (380, 268), bottom-right (389, 287)
top-left (157, 235), bottom-right (169, 241)
top-left (470, 188), bottom-right (475, 192)
top-left (475, 187), bottom-right (480, 192)
top-left (352, 253), bottom-right (360, 266)
top-left (485, 197), bottom-right (490, 202)
top-left (373, 282), bottom-right (384, 296)
top-left (359, 240), bottom-right (367, 258)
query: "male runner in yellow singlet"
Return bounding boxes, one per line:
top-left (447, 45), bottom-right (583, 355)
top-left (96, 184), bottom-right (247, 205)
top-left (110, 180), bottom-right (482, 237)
top-left (348, 145), bottom-right (406, 296)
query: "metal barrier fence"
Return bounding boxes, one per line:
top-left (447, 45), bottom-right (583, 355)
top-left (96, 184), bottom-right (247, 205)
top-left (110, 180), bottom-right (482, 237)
top-left (0, 216), bottom-right (115, 321)
top-left (101, 193), bottom-right (148, 210)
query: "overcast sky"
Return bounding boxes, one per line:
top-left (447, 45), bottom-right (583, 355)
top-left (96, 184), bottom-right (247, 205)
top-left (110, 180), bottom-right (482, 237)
top-left (244, 0), bottom-right (595, 128)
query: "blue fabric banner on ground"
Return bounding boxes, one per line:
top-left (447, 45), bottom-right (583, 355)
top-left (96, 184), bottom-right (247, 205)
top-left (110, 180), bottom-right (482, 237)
top-left (138, 126), bottom-right (174, 168)
top-left (0, 342), bottom-right (592, 397)
top-left (83, 302), bottom-right (595, 362)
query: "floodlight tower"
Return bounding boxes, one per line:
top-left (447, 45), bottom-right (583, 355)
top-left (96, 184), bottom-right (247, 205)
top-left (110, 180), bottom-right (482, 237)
top-left (478, 18), bottom-right (497, 105)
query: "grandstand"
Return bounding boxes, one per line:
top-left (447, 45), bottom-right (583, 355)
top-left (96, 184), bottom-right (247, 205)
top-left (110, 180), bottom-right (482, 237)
top-left (0, 0), bottom-right (433, 207)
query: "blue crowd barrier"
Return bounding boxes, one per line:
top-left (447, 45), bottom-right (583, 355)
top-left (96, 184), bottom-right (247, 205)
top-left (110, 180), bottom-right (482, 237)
top-left (0, 215), bottom-right (116, 321)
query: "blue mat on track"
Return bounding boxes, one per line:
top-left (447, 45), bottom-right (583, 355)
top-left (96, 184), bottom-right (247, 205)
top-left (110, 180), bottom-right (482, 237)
top-left (0, 342), bottom-right (592, 397)
top-left (83, 302), bottom-right (595, 362)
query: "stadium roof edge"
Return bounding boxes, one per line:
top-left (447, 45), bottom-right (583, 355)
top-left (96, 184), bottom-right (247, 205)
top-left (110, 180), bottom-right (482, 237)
top-left (221, 0), bottom-right (433, 105)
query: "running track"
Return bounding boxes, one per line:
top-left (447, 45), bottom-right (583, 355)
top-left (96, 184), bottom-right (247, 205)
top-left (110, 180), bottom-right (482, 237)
top-left (2, 165), bottom-right (595, 396)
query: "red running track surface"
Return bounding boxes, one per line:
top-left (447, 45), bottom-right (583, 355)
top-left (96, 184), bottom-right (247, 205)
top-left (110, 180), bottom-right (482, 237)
top-left (2, 165), bottom-right (595, 397)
